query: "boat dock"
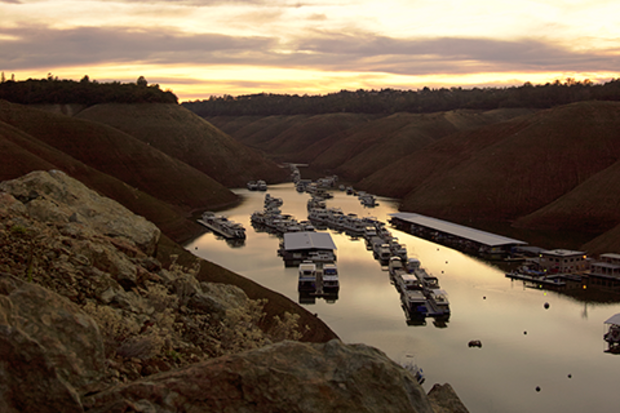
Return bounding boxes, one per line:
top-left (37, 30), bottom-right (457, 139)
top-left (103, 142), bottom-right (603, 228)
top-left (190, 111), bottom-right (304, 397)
top-left (196, 218), bottom-right (234, 239)
top-left (389, 212), bottom-right (527, 260)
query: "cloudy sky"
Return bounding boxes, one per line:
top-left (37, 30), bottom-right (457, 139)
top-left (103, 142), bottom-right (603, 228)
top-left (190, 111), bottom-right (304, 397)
top-left (2, 0), bottom-right (619, 101)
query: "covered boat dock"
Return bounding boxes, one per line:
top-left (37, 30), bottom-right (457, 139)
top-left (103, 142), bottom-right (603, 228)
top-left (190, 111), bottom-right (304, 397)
top-left (389, 212), bottom-right (527, 260)
top-left (278, 231), bottom-right (337, 267)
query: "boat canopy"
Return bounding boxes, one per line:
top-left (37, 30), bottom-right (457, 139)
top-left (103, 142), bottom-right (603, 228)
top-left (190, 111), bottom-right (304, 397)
top-left (604, 313), bottom-right (620, 325)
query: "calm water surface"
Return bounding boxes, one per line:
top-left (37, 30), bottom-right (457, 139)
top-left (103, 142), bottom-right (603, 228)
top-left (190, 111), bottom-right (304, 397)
top-left (185, 183), bottom-right (620, 413)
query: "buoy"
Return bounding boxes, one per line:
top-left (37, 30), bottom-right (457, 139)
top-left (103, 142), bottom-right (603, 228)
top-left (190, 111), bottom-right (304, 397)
top-left (544, 302), bottom-right (550, 309)
top-left (568, 374), bottom-right (572, 379)
top-left (535, 386), bottom-right (541, 392)
top-left (524, 331), bottom-right (527, 335)
top-left (483, 296), bottom-right (486, 300)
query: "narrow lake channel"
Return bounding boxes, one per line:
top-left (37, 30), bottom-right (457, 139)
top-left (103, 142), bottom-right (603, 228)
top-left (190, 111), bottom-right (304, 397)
top-left (185, 183), bottom-right (620, 413)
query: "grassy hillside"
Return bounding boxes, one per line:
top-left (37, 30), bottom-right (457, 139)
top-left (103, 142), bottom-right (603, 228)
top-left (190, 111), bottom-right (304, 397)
top-left (0, 115), bottom-right (203, 240)
top-left (208, 109), bottom-right (534, 182)
top-left (0, 100), bottom-right (238, 215)
top-left (77, 104), bottom-right (288, 187)
top-left (357, 114), bottom-right (532, 198)
top-left (513, 157), bottom-right (620, 233)
top-left (392, 101), bottom-right (620, 226)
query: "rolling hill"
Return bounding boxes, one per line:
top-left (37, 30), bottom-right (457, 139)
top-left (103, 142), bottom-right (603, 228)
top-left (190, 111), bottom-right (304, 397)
top-left (0, 100), bottom-right (237, 212)
top-left (75, 103), bottom-right (288, 187)
top-left (389, 101), bottom-right (620, 226)
top-left (207, 108), bottom-right (535, 181)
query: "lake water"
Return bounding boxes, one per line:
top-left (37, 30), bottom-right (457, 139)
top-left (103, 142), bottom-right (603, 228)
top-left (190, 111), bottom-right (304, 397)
top-left (185, 183), bottom-right (620, 413)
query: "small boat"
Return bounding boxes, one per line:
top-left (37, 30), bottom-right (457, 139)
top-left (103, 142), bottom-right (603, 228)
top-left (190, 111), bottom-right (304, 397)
top-left (401, 359), bottom-right (425, 385)
top-left (264, 193), bottom-right (283, 208)
top-left (388, 256), bottom-right (405, 278)
top-left (604, 313), bottom-right (620, 354)
top-left (257, 180), bottom-right (268, 191)
top-left (359, 194), bottom-right (378, 207)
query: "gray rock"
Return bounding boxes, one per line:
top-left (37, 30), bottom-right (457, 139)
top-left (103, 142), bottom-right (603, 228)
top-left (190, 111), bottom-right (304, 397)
top-left (0, 273), bottom-right (107, 412)
top-left (84, 339), bottom-right (435, 413)
top-left (427, 383), bottom-right (470, 413)
top-left (0, 170), bottom-right (160, 255)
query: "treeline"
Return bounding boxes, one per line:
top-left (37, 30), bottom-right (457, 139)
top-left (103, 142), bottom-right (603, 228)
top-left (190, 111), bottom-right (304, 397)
top-left (183, 78), bottom-right (620, 116)
top-left (0, 75), bottom-right (178, 105)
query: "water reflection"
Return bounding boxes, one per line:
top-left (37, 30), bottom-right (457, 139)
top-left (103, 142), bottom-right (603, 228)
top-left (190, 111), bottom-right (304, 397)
top-left (186, 183), bottom-right (620, 413)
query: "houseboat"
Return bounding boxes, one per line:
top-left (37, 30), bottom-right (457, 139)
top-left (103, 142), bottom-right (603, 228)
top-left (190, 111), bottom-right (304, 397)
top-left (298, 261), bottom-right (317, 293)
top-left (396, 273), bottom-right (428, 315)
top-left (197, 211), bottom-right (246, 239)
top-left (322, 263), bottom-right (340, 292)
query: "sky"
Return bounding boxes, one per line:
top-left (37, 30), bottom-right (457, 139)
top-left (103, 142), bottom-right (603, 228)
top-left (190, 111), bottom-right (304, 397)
top-left (1, 0), bottom-right (620, 101)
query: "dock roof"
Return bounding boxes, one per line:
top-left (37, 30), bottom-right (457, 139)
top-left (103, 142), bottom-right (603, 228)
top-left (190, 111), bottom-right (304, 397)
top-left (283, 231), bottom-right (337, 251)
top-left (389, 212), bottom-right (527, 247)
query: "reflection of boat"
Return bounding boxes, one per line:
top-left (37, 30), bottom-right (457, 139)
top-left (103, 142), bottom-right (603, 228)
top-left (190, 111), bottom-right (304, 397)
top-left (198, 211), bottom-right (246, 239)
top-left (604, 314), bottom-right (620, 354)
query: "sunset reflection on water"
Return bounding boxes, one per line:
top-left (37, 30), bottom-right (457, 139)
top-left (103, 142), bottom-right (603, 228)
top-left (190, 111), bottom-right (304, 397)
top-left (185, 183), bottom-right (620, 413)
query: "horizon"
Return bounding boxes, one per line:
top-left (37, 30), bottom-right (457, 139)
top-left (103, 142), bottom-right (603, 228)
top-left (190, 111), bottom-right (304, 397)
top-left (2, 0), bottom-right (619, 102)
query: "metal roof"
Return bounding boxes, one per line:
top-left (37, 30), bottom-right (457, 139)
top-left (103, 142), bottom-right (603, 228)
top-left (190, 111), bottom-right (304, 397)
top-left (541, 249), bottom-right (585, 257)
top-left (601, 253), bottom-right (620, 260)
top-left (605, 313), bottom-right (620, 325)
top-left (389, 212), bottom-right (527, 247)
top-left (283, 231), bottom-right (337, 251)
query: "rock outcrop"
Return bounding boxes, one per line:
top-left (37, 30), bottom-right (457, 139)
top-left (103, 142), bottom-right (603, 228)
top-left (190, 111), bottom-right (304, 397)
top-left (83, 339), bottom-right (435, 413)
top-left (0, 273), bottom-right (99, 413)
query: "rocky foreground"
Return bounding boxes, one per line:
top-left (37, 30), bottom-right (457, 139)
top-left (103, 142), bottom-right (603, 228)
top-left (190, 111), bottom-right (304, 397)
top-left (0, 170), bottom-right (468, 412)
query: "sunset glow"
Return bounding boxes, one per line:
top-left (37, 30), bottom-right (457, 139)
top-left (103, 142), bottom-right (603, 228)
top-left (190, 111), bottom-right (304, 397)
top-left (2, 0), bottom-right (619, 101)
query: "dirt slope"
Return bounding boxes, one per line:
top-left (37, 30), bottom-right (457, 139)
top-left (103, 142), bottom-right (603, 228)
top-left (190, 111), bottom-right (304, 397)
top-left (77, 104), bottom-right (288, 187)
top-left (393, 101), bottom-right (620, 225)
top-left (0, 117), bottom-right (205, 240)
top-left (0, 100), bottom-right (238, 216)
top-left (357, 111), bottom-right (534, 197)
top-left (513, 158), bottom-right (620, 233)
top-left (207, 109), bottom-right (534, 181)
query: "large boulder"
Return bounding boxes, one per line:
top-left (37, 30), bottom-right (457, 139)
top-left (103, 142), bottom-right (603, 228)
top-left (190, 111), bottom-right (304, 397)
top-left (0, 273), bottom-right (105, 412)
top-left (0, 170), bottom-right (160, 255)
top-left (83, 339), bottom-right (435, 413)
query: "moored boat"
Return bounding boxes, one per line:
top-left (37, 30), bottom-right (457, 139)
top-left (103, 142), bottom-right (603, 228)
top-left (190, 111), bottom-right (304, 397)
top-left (322, 263), bottom-right (340, 292)
top-left (298, 261), bottom-right (317, 292)
top-left (198, 211), bottom-right (246, 239)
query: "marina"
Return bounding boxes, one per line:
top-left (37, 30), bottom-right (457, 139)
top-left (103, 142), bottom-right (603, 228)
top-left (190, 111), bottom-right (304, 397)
top-left (186, 182), bottom-right (620, 413)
